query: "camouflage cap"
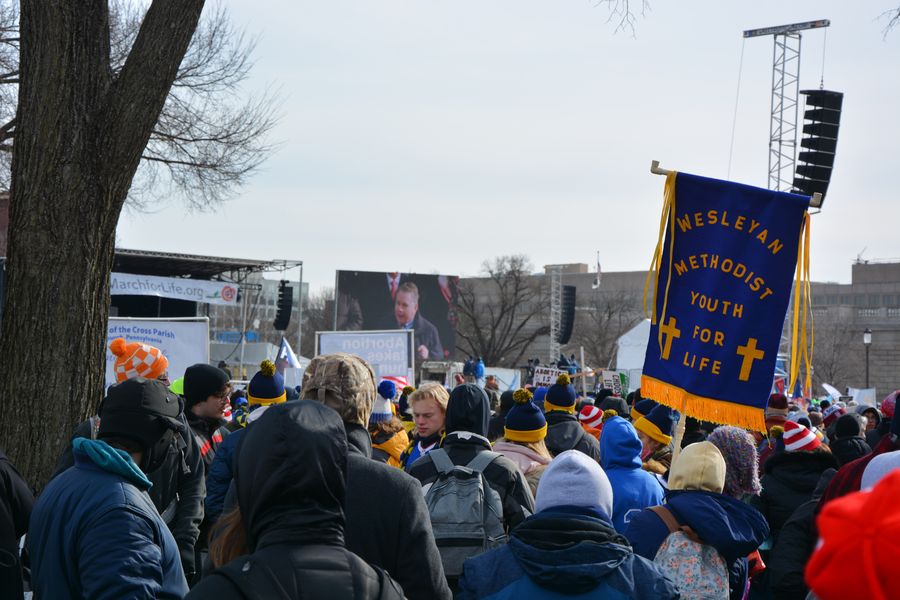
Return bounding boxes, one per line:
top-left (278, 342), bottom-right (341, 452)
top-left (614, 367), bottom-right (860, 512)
top-left (301, 353), bottom-right (377, 428)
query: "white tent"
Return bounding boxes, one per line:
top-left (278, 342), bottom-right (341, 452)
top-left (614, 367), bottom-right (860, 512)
top-left (616, 319), bottom-right (650, 392)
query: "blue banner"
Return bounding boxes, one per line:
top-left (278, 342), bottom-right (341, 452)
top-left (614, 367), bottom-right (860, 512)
top-left (641, 172), bottom-right (810, 431)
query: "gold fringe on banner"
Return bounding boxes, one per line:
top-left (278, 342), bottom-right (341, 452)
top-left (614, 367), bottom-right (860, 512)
top-left (641, 375), bottom-right (768, 432)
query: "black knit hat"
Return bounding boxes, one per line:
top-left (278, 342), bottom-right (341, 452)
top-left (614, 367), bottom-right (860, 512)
top-left (183, 364), bottom-right (230, 408)
top-left (99, 378), bottom-right (184, 472)
top-left (834, 413), bottom-right (863, 440)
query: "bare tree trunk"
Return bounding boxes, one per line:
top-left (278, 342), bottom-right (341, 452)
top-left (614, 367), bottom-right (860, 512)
top-left (0, 0), bottom-right (205, 489)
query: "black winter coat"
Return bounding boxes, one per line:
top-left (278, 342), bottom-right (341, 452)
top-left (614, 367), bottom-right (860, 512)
top-left (829, 436), bottom-right (871, 466)
top-left (544, 411), bottom-right (601, 462)
top-left (0, 450), bottom-right (33, 600)
top-left (751, 450), bottom-right (838, 542)
top-left (187, 401), bottom-right (404, 600)
top-left (344, 424), bottom-right (452, 600)
top-left (53, 414), bottom-right (205, 576)
top-left (768, 469), bottom-right (836, 600)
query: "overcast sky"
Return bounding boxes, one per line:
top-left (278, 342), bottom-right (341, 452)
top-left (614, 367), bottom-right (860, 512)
top-left (116, 1), bottom-right (900, 290)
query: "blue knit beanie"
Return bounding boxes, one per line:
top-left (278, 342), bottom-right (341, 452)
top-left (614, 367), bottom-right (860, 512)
top-left (533, 386), bottom-right (549, 405)
top-left (248, 360), bottom-right (286, 406)
top-left (377, 380), bottom-right (397, 401)
top-left (545, 374), bottom-right (577, 413)
top-left (504, 389), bottom-right (548, 442)
top-left (631, 398), bottom-right (659, 421)
top-left (633, 404), bottom-right (678, 445)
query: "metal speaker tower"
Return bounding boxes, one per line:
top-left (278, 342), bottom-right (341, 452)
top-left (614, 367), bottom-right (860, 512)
top-left (744, 19), bottom-right (830, 192)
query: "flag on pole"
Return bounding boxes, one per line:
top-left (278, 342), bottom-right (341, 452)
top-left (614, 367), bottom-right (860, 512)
top-left (641, 171), bottom-right (812, 432)
top-left (274, 336), bottom-right (301, 374)
top-left (592, 251), bottom-right (602, 289)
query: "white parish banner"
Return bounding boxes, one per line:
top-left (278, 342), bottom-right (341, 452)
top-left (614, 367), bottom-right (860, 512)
top-left (110, 272), bottom-right (239, 305)
top-left (106, 317), bottom-right (210, 390)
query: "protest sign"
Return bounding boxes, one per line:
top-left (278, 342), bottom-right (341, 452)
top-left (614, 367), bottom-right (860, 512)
top-left (106, 317), bottom-right (210, 389)
top-left (642, 172), bottom-right (811, 431)
top-left (532, 366), bottom-right (564, 387)
top-left (316, 330), bottom-right (415, 385)
top-left (600, 370), bottom-right (629, 397)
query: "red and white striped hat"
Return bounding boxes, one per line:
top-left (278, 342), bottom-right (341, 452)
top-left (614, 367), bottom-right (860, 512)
top-left (783, 420), bottom-right (821, 452)
top-left (382, 375), bottom-right (409, 389)
top-left (579, 405), bottom-right (604, 430)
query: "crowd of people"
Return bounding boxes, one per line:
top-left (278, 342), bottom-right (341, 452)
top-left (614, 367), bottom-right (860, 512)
top-left (0, 337), bottom-right (897, 599)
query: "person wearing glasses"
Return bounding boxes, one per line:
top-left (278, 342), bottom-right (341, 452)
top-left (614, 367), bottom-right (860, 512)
top-left (183, 364), bottom-right (232, 472)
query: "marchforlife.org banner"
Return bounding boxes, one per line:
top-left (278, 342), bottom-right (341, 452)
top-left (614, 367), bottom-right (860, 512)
top-left (641, 172), bottom-right (811, 432)
top-left (110, 272), bottom-right (239, 305)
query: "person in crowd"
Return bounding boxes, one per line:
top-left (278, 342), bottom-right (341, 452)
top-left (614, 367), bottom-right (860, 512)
top-left (485, 388), bottom-right (501, 414)
top-left (865, 393), bottom-right (894, 448)
top-left (828, 413), bottom-right (872, 466)
top-left (0, 450), bottom-right (33, 600)
top-left (805, 469), bottom-right (900, 600)
top-left (752, 421), bottom-right (838, 546)
top-left (599, 416), bottom-right (664, 532)
top-left (216, 360), bottom-right (233, 381)
top-left (632, 404), bottom-right (678, 475)
top-left (767, 466), bottom-right (836, 600)
top-left (680, 416), bottom-right (708, 448)
top-left (757, 393), bottom-right (790, 473)
top-left (543, 374), bottom-right (601, 462)
top-left (630, 397), bottom-right (657, 421)
top-left (487, 389), bottom-right (515, 441)
top-left (492, 388), bottom-right (552, 496)
top-left (396, 385), bottom-right (417, 433)
top-left (225, 392), bottom-right (248, 432)
top-left (625, 441), bottom-right (769, 600)
top-left (369, 380), bottom-right (410, 468)
top-left (400, 382), bottom-right (448, 469)
top-left (707, 426), bottom-right (762, 500)
top-left (53, 339), bottom-right (204, 581)
top-left (408, 383), bottom-right (535, 532)
top-left (859, 448), bottom-right (900, 489)
top-left (458, 450), bottom-right (679, 600)
top-left (184, 363), bottom-right (232, 471)
top-left (578, 404), bottom-right (605, 440)
top-left (302, 353), bottom-right (451, 600)
top-left (189, 401), bottom-right (405, 599)
top-left (817, 402), bottom-right (900, 507)
top-left (821, 404), bottom-right (847, 441)
top-left (204, 360), bottom-right (287, 526)
top-left (596, 394), bottom-right (626, 416)
top-left (30, 378), bottom-right (188, 598)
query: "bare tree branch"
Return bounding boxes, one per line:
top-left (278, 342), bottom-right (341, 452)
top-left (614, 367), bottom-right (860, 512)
top-left (595, 0), bottom-right (650, 36)
top-left (881, 6), bottom-right (900, 37)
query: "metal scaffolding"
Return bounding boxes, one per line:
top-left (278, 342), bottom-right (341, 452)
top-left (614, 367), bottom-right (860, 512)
top-left (744, 19), bottom-right (829, 191)
top-left (768, 33), bottom-right (802, 191)
top-left (547, 266), bottom-right (562, 364)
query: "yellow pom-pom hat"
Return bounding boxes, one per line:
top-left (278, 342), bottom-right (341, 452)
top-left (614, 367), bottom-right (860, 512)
top-left (544, 373), bottom-right (577, 413)
top-left (248, 359), bottom-right (286, 406)
top-left (504, 388), bottom-right (548, 443)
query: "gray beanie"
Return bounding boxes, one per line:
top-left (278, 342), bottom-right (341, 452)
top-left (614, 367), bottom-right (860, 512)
top-left (535, 449), bottom-right (614, 519)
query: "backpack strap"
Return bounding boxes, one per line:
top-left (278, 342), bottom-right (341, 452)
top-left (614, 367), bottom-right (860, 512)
top-left (649, 505), bottom-right (704, 544)
top-left (429, 448), bottom-right (455, 474)
top-left (466, 451), bottom-right (500, 474)
top-left (648, 505), bottom-right (680, 533)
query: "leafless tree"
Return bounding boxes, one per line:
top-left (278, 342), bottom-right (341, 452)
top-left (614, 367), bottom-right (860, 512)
top-left (595, 0), bottom-right (650, 35)
top-left (456, 255), bottom-right (550, 368)
top-left (811, 314), bottom-right (864, 391)
top-left (569, 288), bottom-right (644, 370)
top-left (0, 0), bottom-right (251, 488)
top-left (883, 6), bottom-right (900, 36)
top-left (0, 0), bottom-right (277, 207)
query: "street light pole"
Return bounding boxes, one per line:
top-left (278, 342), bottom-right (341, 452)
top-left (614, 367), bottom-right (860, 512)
top-left (863, 328), bottom-right (872, 388)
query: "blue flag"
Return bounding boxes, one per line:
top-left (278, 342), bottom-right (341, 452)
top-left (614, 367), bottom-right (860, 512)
top-left (641, 172), bottom-right (811, 431)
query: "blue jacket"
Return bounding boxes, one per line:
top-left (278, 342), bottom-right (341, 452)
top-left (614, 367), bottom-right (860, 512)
top-left (29, 439), bottom-right (188, 599)
top-left (458, 508), bottom-right (678, 600)
top-left (206, 426), bottom-right (244, 523)
top-left (624, 490), bottom-right (769, 600)
top-left (599, 417), bottom-right (665, 532)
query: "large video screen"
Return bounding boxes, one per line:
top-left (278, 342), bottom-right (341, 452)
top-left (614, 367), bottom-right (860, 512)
top-left (335, 270), bottom-right (458, 361)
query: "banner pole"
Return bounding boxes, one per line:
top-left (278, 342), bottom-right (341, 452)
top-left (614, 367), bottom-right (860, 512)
top-left (671, 413), bottom-right (686, 464)
top-left (580, 346), bottom-right (587, 397)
